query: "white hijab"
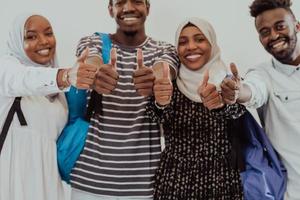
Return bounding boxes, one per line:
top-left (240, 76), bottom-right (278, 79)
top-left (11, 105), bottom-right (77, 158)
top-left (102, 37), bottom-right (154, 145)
top-left (6, 13), bottom-right (58, 68)
top-left (176, 17), bottom-right (227, 102)
top-left (4, 13), bottom-right (59, 101)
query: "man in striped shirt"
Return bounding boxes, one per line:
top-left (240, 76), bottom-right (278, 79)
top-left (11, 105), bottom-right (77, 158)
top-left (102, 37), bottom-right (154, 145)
top-left (70, 0), bottom-right (179, 199)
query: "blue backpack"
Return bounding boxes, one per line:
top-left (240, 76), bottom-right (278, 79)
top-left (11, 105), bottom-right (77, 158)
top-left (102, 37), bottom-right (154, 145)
top-left (57, 32), bottom-right (111, 183)
top-left (230, 111), bottom-right (287, 200)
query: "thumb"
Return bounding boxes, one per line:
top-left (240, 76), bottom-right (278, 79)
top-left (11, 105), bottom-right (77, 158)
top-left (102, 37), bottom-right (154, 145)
top-left (77, 47), bottom-right (89, 63)
top-left (230, 62), bottom-right (239, 80)
top-left (201, 69), bottom-right (209, 88)
top-left (163, 62), bottom-right (170, 79)
top-left (110, 48), bottom-right (117, 69)
top-left (136, 48), bottom-right (144, 70)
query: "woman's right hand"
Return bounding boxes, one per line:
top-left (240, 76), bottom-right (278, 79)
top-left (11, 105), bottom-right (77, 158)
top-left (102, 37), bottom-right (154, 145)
top-left (68, 48), bottom-right (99, 89)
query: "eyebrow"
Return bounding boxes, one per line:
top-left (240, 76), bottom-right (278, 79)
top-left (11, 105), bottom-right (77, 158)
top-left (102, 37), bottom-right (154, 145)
top-left (25, 26), bottom-right (52, 33)
top-left (258, 20), bottom-right (285, 32)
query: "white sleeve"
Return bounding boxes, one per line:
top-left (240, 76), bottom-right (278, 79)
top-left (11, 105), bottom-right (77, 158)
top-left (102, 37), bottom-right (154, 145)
top-left (242, 68), bottom-right (269, 109)
top-left (0, 57), bottom-right (61, 97)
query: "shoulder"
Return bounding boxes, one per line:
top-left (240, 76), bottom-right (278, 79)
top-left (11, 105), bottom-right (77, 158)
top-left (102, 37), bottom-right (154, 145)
top-left (147, 37), bottom-right (175, 49)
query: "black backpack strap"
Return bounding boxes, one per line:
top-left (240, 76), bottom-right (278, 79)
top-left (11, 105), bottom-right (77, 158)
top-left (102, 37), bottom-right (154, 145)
top-left (85, 90), bottom-right (102, 122)
top-left (0, 97), bottom-right (27, 154)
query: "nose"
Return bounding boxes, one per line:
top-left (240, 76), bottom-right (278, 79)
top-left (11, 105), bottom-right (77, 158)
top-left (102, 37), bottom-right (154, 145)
top-left (123, 1), bottom-right (134, 12)
top-left (187, 41), bottom-right (197, 50)
top-left (270, 29), bottom-right (280, 40)
top-left (38, 35), bottom-right (49, 45)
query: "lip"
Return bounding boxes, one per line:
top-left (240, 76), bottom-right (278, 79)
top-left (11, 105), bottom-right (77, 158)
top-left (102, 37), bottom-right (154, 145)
top-left (35, 48), bottom-right (52, 56)
top-left (184, 53), bottom-right (202, 62)
top-left (268, 38), bottom-right (287, 49)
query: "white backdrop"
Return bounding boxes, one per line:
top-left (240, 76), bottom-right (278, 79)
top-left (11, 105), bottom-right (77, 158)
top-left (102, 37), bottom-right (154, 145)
top-left (1, 0), bottom-right (300, 74)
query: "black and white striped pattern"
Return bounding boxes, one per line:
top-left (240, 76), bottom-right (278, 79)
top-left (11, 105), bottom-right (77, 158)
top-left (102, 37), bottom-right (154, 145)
top-left (70, 34), bottom-right (179, 198)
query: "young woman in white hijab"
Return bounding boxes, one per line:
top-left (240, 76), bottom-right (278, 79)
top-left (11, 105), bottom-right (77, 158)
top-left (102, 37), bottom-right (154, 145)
top-left (0, 13), bottom-right (97, 200)
top-left (147, 17), bottom-right (246, 199)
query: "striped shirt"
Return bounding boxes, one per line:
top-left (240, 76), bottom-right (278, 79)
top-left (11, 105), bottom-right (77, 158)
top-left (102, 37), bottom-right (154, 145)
top-left (70, 33), bottom-right (179, 198)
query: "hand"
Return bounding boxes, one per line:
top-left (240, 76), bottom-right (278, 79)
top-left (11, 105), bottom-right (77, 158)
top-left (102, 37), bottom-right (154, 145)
top-left (133, 49), bottom-right (155, 97)
top-left (68, 48), bottom-right (98, 89)
top-left (153, 62), bottom-right (173, 106)
top-left (198, 70), bottom-right (224, 110)
top-left (221, 63), bottom-right (241, 105)
top-left (93, 48), bottom-right (119, 94)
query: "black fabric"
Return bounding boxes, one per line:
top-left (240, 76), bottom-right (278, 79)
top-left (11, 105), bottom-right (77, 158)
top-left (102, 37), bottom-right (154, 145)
top-left (85, 90), bottom-right (102, 122)
top-left (0, 97), bottom-right (27, 154)
top-left (228, 117), bottom-right (247, 172)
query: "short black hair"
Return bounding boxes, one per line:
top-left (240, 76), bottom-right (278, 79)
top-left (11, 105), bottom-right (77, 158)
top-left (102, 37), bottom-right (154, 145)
top-left (109, 0), bottom-right (150, 6)
top-left (249, 0), bottom-right (294, 18)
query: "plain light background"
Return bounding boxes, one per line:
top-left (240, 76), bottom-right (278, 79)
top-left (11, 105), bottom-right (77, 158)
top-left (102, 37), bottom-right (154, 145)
top-left (1, 0), bottom-right (300, 120)
top-left (0, 0), bottom-right (300, 121)
top-left (1, 0), bottom-right (299, 73)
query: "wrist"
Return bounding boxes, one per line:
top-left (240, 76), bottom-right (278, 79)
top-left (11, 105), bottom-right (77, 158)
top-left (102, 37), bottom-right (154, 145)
top-left (57, 69), bottom-right (71, 90)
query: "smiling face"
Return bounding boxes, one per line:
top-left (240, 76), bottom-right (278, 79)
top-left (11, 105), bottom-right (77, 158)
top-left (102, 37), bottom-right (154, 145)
top-left (109, 0), bottom-right (149, 35)
top-left (255, 8), bottom-right (300, 63)
top-left (177, 25), bottom-right (212, 71)
top-left (23, 15), bottom-right (56, 65)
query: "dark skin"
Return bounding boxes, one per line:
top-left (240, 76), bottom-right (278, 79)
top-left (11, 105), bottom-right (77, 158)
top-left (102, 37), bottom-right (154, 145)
top-left (89, 0), bottom-right (174, 97)
top-left (221, 8), bottom-right (300, 105)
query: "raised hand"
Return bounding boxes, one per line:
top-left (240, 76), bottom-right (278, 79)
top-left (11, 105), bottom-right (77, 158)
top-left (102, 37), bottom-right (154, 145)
top-left (93, 48), bottom-right (119, 94)
top-left (221, 63), bottom-right (241, 105)
top-left (198, 70), bottom-right (224, 110)
top-left (67, 48), bottom-right (98, 89)
top-left (133, 49), bottom-right (155, 97)
top-left (153, 62), bottom-right (173, 106)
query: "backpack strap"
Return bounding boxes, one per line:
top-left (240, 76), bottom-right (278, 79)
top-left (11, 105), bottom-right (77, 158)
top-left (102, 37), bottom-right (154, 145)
top-left (0, 97), bottom-right (27, 154)
top-left (85, 33), bottom-right (112, 121)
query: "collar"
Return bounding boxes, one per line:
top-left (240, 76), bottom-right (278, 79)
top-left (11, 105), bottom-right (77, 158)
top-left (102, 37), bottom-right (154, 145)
top-left (272, 58), bottom-right (300, 76)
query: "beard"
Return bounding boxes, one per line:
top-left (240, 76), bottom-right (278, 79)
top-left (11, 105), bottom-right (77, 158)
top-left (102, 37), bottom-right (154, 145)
top-left (266, 34), bottom-right (298, 63)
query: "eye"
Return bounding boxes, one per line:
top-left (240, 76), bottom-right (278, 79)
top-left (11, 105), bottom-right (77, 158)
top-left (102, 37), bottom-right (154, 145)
top-left (259, 28), bottom-right (270, 38)
top-left (114, 0), bottom-right (124, 6)
top-left (24, 34), bottom-right (37, 40)
top-left (45, 31), bottom-right (54, 37)
top-left (194, 36), bottom-right (206, 43)
top-left (275, 22), bottom-right (287, 31)
top-left (178, 38), bottom-right (188, 46)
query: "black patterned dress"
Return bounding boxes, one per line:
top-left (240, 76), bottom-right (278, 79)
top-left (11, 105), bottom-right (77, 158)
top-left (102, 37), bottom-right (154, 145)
top-left (146, 84), bottom-right (246, 200)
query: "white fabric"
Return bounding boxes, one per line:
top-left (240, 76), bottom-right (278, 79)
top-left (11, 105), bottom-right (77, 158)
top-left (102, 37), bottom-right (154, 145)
top-left (175, 17), bottom-right (227, 102)
top-left (243, 58), bottom-right (300, 200)
top-left (71, 189), bottom-right (153, 200)
top-left (0, 13), bottom-right (69, 200)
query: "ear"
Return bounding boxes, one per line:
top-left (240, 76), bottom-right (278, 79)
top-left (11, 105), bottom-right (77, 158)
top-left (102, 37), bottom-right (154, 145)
top-left (296, 21), bottom-right (300, 33)
top-left (146, 3), bottom-right (150, 16)
top-left (108, 5), bottom-right (114, 18)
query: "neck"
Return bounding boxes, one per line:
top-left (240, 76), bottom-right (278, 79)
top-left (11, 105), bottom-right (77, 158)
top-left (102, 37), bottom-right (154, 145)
top-left (112, 29), bottom-right (147, 46)
top-left (283, 45), bottom-right (300, 66)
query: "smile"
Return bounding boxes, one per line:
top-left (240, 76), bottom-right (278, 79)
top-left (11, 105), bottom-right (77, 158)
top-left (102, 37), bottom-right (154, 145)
top-left (36, 48), bottom-right (51, 56)
top-left (185, 54), bottom-right (202, 61)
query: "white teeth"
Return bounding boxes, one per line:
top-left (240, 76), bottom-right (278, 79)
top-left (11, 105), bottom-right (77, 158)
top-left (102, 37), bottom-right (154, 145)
top-left (186, 54), bottom-right (201, 60)
top-left (272, 41), bottom-right (285, 49)
top-left (37, 49), bottom-right (50, 56)
top-left (123, 17), bottom-right (137, 21)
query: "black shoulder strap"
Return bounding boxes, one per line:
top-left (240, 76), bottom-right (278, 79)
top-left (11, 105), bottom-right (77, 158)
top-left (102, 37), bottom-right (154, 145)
top-left (0, 97), bottom-right (27, 154)
top-left (85, 90), bottom-right (102, 122)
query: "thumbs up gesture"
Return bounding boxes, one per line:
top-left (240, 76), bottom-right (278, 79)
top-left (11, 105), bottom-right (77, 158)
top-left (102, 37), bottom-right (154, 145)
top-left (153, 62), bottom-right (173, 106)
top-left (93, 48), bottom-right (119, 94)
top-left (133, 49), bottom-right (155, 97)
top-left (68, 48), bottom-right (98, 89)
top-left (220, 63), bottom-right (241, 105)
top-left (198, 70), bottom-right (224, 110)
